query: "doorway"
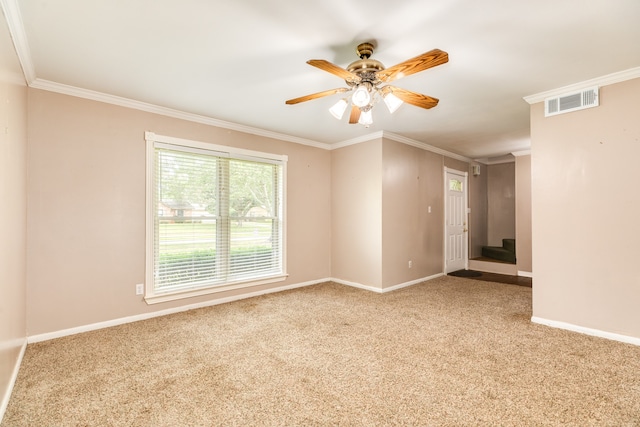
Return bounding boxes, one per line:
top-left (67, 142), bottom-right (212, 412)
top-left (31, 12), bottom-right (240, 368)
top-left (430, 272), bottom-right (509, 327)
top-left (444, 168), bottom-right (468, 273)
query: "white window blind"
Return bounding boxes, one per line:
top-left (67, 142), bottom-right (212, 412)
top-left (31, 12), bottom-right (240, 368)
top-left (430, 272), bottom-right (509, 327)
top-left (146, 133), bottom-right (286, 301)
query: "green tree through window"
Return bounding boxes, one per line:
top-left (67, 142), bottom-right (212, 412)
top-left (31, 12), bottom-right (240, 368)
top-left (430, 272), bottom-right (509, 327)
top-left (151, 144), bottom-right (284, 296)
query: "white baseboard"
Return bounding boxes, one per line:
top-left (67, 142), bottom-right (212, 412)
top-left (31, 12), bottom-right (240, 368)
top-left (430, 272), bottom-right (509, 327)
top-left (517, 271), bottom-right (533, 278)
top-left (27, 273), bottom-right (445, 344)
top-left (331, 273), bottom-right (444, 294)
top-left (381, 273), bottom-right (445, 293)
top-left (0, 339), bottom-right (27, 424)
top-left (468, 259), bottom-right (518, 275)
top-left (28, 278), bottom-right (328, 343)
top-left (531, 316), bottom-right (640, 347)
top-left (330, 278), bottom-right (382, 293)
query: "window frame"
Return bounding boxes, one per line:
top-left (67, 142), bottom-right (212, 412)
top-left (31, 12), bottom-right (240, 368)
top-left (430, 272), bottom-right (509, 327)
top-left (144, 132), bottom-right (288, 304)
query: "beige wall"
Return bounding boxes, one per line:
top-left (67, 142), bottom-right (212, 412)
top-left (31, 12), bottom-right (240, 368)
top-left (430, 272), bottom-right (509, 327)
top-left (331, 139), bottom-right (383, 288)
top-left (469, 162), bottom-right (488, 258)
top-left (332, 138), bottom-right (459, 290)
top-left (381, 139), bottom-right (444, 288)
top-left (443, 156), bottom-right (468, 173)
top-left (531, 78), bottom-right (640, 338)
top-left (487, 162), bottom-right (516, 246)
top-left (26, 89), bottom-right (332, 336)
top-left (0, 81), bottom-right (27, 412)
top-left (515, 155), bottom-right (532, 273)
top-left (25, 87), bottom-right (470, 335)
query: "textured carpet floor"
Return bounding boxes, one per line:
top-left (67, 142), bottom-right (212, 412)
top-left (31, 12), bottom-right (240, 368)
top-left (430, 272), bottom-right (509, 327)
top-left (3, 277), bottom-right (640, 426)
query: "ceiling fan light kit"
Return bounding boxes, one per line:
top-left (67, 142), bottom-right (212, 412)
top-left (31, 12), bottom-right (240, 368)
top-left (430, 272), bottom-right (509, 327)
top-left (358, 108), bottom-right (373, 126)
top-left (286, 42), bottom-right (449, 128)
top-left (329, 98), bottom-right (349, 120)
top-left (383, 92), bottom-right (403, 114)
top-left (351, 83), bottom-right (372, 107)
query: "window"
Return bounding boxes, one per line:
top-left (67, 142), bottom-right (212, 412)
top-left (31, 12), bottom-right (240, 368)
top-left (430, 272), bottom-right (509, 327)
top-left (449, 179), bottom-right (463, 192)
top-left (145, 132), bottom-right (287, 303)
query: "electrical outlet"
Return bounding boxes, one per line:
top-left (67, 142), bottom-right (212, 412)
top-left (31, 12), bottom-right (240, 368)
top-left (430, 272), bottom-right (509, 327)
top-left (136, 284), bottom-right (144, 295)
top-left (408, 260), bottom-right (413, 269)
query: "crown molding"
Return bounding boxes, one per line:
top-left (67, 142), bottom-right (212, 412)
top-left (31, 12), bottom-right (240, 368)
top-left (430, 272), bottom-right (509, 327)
top-left (29, 79), bottom-right (331, 150)
top-left (523, 66), bottom-right (640, 104)
top-left (3, 0), bottom-right (473, 159)
top-left (511, 150), bottom-right (531, 157)
top-left (2, 0), bottom-right (328, 150)
top-left (329, 131), bottom-right (385, 150)
top-left (382, 132), bottom-right (471, 162)
top-left (329, 130), bottom-right (471, 162)
top-left (27, 78), bottom-right (474, 160)
top-left (473, 157), bottom-right (515, 165)
top-left (1, 0), bottom-right (36, 84)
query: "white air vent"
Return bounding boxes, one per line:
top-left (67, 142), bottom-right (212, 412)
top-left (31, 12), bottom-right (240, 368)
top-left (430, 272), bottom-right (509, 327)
top-left (545, 86), bottom-right (599, 117)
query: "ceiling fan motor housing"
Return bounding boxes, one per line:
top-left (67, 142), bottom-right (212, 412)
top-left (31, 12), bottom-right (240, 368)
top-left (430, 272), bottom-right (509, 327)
top-left (356, 42), bottom-right (374, 58)
top-left (347, 43), bottom-right (385, 87)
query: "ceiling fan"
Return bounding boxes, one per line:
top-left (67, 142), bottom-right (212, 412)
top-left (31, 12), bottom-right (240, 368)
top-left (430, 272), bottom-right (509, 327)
top-left (285, 42), bottom-right (449, 127)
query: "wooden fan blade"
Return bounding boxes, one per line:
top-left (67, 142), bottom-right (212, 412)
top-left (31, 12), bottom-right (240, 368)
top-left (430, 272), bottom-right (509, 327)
top-left (285, 87), bottom-right (350, 105)
top-left (386, 86), bottom-right (439, 109)
top-left (348, 105), bottom-right (361, 124)
top-left (376, 49), bottom-right (448, 83)
top-left (307, 59), bottom-right (361, 84)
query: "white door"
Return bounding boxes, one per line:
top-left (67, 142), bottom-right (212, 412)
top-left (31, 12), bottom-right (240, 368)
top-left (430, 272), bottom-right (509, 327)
top-left (445, 168), bottom-right (468, 273)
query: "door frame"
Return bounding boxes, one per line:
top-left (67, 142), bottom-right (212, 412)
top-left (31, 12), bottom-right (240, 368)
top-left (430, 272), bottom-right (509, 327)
top-left (443, 167), bottom-right (469, 273)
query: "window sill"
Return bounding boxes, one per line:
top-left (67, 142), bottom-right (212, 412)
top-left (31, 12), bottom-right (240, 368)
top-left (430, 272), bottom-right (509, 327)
top-left (144, 274), bottom-right (288, 305)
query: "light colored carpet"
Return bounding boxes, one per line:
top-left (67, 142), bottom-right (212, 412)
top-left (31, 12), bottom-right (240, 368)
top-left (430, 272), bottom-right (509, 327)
top-left (3, 277), bottom-right (640, 426)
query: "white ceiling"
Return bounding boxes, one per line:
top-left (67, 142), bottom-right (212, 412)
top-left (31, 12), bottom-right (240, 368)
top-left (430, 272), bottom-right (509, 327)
top-left (2, 0), bottom-right (640, 159)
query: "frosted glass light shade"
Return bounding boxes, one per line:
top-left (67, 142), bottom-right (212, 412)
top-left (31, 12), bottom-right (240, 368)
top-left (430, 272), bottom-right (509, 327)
top-left (352, 85), bottom-right (371, 107)
top-left (329, 98), bottom-right (348, 120)
top-left (384, 92), bottom-right (403, 113)
top-left (358, 109), bottom-right (373, 126)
